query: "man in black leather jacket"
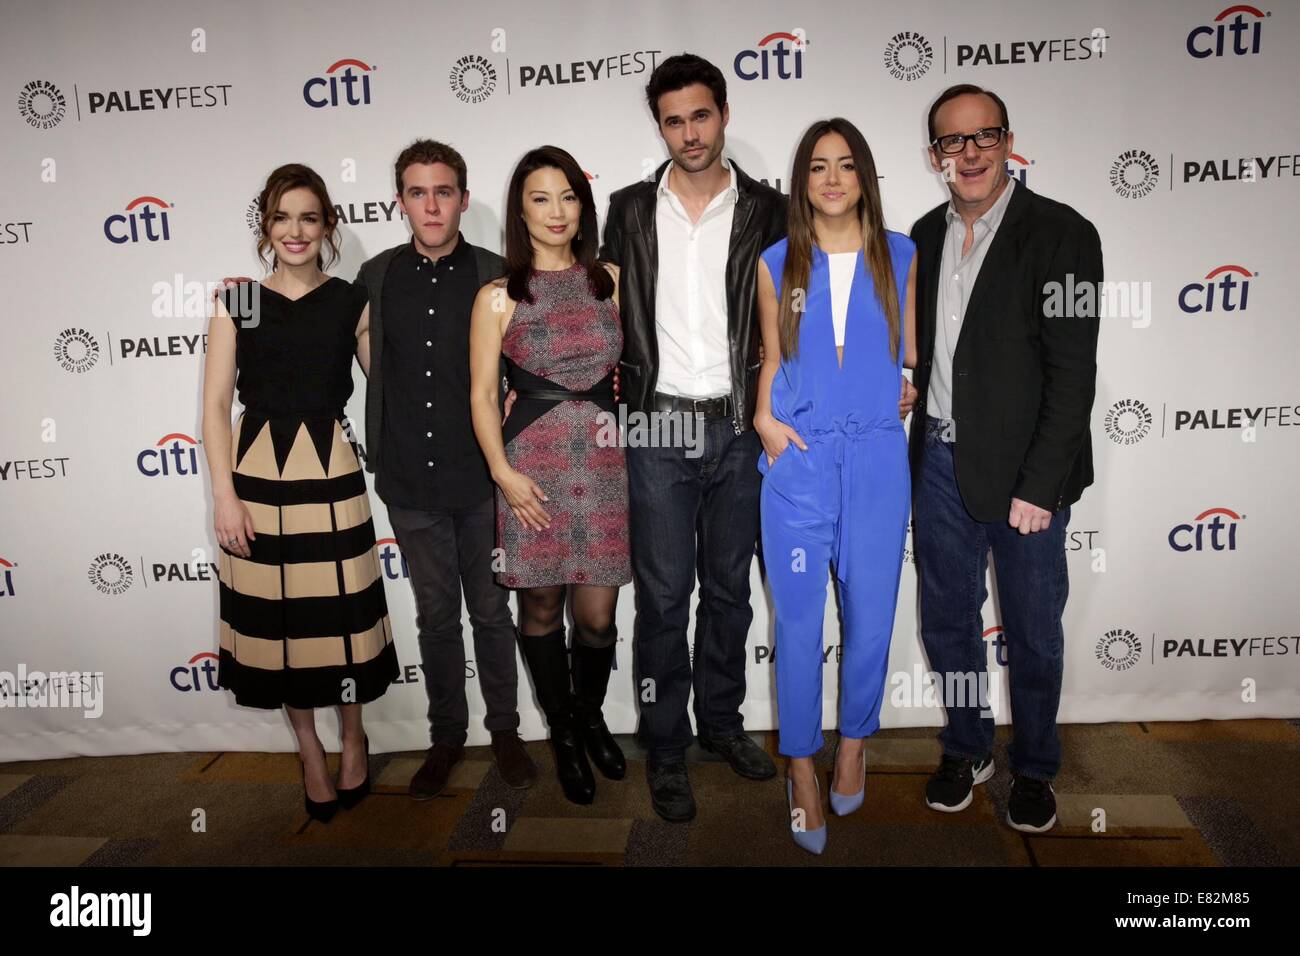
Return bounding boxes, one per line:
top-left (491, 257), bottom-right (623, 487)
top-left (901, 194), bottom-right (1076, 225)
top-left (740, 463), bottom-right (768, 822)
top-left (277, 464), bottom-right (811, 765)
top-left (599, 54), bottom-right (788, 822)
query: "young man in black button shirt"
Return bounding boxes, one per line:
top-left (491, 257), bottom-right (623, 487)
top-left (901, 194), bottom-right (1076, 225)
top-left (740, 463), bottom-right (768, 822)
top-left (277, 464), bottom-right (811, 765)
top-left (354, 140), bottom-right (536, 796)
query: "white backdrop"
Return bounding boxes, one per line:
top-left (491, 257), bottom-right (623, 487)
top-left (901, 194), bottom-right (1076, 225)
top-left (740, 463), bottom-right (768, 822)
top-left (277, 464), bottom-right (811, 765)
top-left (3, 0), bottom-right (1298, 759)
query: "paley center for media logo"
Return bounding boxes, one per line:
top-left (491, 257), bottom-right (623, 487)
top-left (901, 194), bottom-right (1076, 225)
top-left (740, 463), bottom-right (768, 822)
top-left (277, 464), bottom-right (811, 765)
top-left (1110, 150), bottom-right (1161, 199)
top-left (449, 54), bottom-right (498, 104)
top-left (1187, 5), bottom-right (1270, 57)
top-left (304, 58), bottom-right (375, 108)
top-left (1103, 398), bottom-right (1153, 445)
top-left (54, 328), bottom-right (100, 373)
top-left (88, 553), bottom-right (134, 595)
top-left (18, 79), bottom-right (66, 128)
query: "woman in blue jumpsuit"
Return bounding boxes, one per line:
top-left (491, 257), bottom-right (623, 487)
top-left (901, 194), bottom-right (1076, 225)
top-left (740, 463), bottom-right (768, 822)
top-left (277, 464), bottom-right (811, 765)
top-left (755, 118), bottom-right (917, 854)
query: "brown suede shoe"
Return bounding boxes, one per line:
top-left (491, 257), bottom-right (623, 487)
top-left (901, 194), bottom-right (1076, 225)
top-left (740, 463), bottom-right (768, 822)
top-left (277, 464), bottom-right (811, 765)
top-left (409, 742), bottom-right (465, 801)
top-left (491, 731), bottom-right (538, 790)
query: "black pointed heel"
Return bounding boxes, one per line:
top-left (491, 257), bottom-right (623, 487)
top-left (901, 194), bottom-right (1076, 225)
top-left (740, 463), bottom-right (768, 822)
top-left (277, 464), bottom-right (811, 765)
top-left (337, 734), bottom-right (371, 809)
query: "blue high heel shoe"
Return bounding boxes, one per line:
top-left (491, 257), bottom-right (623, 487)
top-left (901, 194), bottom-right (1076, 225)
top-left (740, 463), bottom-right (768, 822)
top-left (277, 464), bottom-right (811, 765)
top-left (786, 775), bottom-right (827, 855)
top-left (829, 740), bottom-right (866, 816)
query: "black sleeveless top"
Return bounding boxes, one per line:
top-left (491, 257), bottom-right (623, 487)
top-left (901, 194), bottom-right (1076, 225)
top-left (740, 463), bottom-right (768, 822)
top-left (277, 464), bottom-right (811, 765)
top-left (221, 277), bottom-right (365, 418)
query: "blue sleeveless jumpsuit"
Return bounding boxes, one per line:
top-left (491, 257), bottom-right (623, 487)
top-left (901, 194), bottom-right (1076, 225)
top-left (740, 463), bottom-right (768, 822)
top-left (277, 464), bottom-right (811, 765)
top-left (758, 232), bottom-right (914, 758)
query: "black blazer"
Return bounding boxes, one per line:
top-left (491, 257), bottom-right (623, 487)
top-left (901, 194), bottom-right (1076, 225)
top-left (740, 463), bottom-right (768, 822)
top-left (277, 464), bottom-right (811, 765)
top-left (908, 182), bottom-right (1103, 521)
top-left (599, 158), bottom-right (788, 433)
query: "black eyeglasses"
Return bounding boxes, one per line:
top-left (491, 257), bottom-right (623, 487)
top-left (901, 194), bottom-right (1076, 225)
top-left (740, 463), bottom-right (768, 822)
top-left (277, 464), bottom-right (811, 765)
top-left (931, 127), bottom-right (1007, 155)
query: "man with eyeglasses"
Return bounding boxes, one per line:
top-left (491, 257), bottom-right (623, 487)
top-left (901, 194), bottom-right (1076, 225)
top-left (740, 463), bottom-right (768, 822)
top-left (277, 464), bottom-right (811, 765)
top-left (907, 84), bottom-right (1103, 832)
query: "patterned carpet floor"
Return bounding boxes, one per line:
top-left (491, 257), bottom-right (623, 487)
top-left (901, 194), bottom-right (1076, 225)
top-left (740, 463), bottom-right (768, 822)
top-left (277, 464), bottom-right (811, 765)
top-left (2, 719), bottom-right (1297, 867)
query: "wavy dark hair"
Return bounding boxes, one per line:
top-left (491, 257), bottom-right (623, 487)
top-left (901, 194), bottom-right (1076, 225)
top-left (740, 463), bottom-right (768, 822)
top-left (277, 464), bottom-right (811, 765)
top-left (502, 145), bottom-right (613, 303)
top-left (645, 53), bottom-right (727, 123)
top-left (778, 118), bottom-right (898, 364)
top-left (255, 163), bottom-right (339, 271)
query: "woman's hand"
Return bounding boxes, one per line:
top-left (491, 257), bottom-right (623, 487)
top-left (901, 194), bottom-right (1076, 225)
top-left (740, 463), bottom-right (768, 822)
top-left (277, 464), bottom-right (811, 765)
top-left (754, 412), bottom-right (807, 467)
top-left (496, 467), bottom-right (551, 532)
top-left (214, 491), bottom-right (256, 559)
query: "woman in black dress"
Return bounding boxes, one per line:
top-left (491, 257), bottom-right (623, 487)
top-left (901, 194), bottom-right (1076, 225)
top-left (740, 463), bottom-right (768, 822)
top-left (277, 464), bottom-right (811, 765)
top-left (201, 164), bottom-right (398, 822)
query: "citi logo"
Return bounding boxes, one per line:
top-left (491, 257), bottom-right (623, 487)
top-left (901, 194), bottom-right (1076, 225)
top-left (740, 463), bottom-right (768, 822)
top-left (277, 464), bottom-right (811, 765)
top-left (1178, 264), bottom-right (1254, 313)
top-left (1006, 153), bottom-right (1033, 186)
top-left (376, 537), bottom-right (409, 581)
top-left (104, 196), bottom-right (172, 244)
top-left (304, 58), bottom-right (375, 107)
top-left (137, 433), bottom-right (201, 477)
top-left (734, 32), bottom-right (804, 81)
top-left (1187, 5), bottom-right (1268, 57)
top-left (1168, 507), bottom-right (1244, 552)
top-left (984, 625), bottom-right (1008, 667)
top-left (0, 557), bottom-right (15, 598)
top-left (170, 651), bottom-right (220, 692)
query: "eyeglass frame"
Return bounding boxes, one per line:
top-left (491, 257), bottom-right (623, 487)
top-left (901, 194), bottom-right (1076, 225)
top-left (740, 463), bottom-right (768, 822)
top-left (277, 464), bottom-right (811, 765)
top-left (929, 126), bottom-right (1009, 155)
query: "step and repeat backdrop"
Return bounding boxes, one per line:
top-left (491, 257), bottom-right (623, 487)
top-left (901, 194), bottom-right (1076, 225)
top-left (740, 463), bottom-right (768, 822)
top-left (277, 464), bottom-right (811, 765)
top-left (2, 0), bottom-right (1297, 758)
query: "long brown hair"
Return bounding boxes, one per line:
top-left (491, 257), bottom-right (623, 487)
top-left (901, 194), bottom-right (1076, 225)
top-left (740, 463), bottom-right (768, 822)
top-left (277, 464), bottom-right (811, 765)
top-left (255, 163), bottom-right (340, 271)
top-left (502, 145), bottom-right (613, 303)
top-left (778, 118), bottom-right (898, 363)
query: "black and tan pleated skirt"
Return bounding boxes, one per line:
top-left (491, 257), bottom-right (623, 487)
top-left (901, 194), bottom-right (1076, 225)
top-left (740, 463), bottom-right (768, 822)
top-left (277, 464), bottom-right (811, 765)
top-left (217, 411), bottom-right (398, 709)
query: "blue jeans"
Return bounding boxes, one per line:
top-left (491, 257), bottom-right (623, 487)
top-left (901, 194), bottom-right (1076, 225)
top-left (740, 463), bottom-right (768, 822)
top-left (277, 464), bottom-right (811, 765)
top-left (628, 418), bottom-right (761, 763)
top-left (913, 416), bottom-right (1070, 781)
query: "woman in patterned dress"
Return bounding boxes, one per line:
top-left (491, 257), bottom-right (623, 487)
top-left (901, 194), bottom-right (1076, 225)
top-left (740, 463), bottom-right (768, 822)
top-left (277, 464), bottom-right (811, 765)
top-left (202, 164), bottom-right (397, 823)
top-left (469, 146), bottom-right (630, 805)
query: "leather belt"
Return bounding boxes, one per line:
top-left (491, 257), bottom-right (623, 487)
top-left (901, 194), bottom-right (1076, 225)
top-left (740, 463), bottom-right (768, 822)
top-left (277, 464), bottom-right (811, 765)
top-left (515, 386), bottom-right (612, 404)
top-left (651, 391), bottom-right (733, 419)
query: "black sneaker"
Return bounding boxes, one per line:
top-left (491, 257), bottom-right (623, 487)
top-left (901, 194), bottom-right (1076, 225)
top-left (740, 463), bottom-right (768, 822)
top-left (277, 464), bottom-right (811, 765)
top-left (924, 753), bottom-right (994, 812)
top-left (646, 761), bottom-right (696, 823)
top-left (1007, 775), bottom-right (1057, 833)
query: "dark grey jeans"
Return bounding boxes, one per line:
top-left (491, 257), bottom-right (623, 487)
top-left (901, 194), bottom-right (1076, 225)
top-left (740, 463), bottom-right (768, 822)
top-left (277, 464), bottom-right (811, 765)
top-left (387, 499), bottom-right (520, 746)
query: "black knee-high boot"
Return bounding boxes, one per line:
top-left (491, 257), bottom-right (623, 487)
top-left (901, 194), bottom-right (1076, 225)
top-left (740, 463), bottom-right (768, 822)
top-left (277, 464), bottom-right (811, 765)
top-left (571, 631), bottom-right (627, 780)
top-left (519, 628), bottom-right (595, 805)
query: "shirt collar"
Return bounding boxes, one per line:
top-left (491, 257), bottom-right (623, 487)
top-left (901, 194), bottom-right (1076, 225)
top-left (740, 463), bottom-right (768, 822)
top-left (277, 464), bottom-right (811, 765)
top-left (945, 174), bottom-right (1015, 230)
top-left (657, 157), bottom-right (739, 205)
top-left (406, 231), bottom-right (469, 267)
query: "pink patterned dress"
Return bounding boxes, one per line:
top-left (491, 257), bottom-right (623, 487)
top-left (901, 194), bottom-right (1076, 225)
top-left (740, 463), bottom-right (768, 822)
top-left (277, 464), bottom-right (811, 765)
top-left (496, 264), bottom-right (630, 589)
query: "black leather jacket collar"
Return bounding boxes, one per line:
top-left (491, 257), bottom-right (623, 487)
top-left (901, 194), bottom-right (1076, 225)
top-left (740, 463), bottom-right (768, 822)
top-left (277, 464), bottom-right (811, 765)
top-left (600, 157), bottom-right (789, 433)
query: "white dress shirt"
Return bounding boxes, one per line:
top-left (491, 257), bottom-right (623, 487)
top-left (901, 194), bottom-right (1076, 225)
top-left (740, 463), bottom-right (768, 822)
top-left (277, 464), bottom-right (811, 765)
top-left (653, 158), bottom-right (738, 399)
top-left (927, 175), bottom-right (1016, 421)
